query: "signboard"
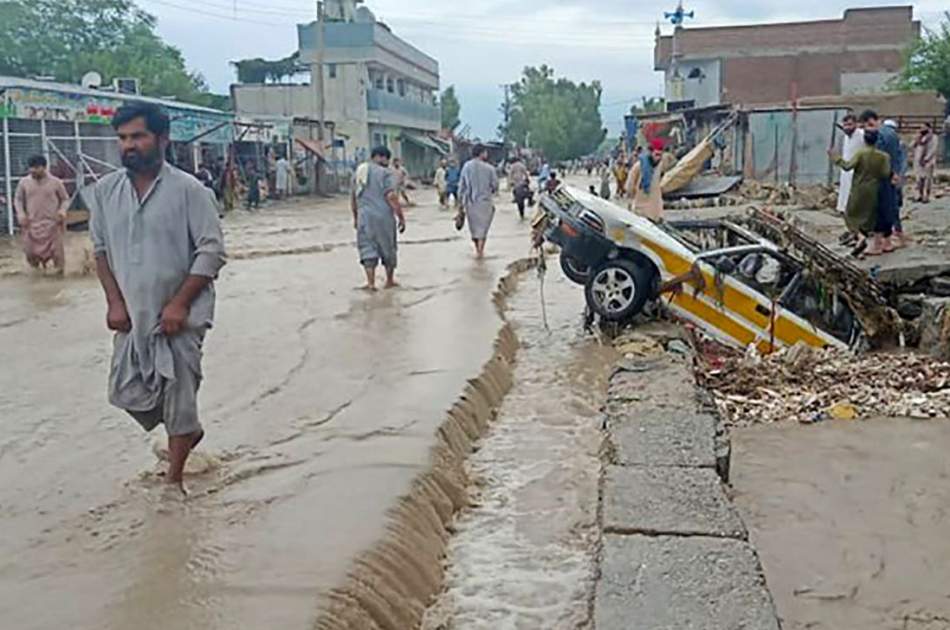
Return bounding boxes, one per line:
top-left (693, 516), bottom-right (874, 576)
top-left (0, 87), bottom-right (119, 123)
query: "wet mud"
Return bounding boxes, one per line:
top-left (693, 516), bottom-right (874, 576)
top-left (0, 192), bottom-right (539, 630)
top-left (422, 272), bottom-right (618, 630)
top-left (732, 418), bottom-right (950, 630)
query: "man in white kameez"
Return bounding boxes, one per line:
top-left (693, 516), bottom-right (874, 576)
top-left (275, 156), bottom-right (292, 199)
top-left (837, 114), bottom-right (864, 214)
top-left (458, 145), bottom-right (498, 259)
top-left (89, 103), bottom-right (226, 494)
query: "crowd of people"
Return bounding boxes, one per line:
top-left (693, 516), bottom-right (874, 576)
top-left (831, 109), bottom-right (940, 257)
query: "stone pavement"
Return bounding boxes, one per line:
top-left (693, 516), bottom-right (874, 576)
top-left (595, 340), bottom-right (781, 630)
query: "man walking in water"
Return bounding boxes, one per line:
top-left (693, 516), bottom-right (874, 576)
top-left (14, 155), bottom-right (70, 273)
top-left (458, 144), bottom-right (498, 259)
top-left (352, 146), bottom-right (406, 290)
top-left (88, 102), bottom-right (227, 493)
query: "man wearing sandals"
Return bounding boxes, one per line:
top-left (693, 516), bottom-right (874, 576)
top-left (860, 110), bottom-right (907, 253)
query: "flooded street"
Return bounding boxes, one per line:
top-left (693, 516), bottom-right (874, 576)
top-left (0, 191), bottom-right (536, 630)
top-left (423, 271), bottom-right (616, 629)
top-left (733, 418), bottom-right (950, 630)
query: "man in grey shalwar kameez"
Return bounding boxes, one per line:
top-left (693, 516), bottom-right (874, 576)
top-left (89, 103), bottom-right (226, 493)
top-left (351, 146), bottom-right (406, 290)
top-left (458, 145), bottom-right (499, 259)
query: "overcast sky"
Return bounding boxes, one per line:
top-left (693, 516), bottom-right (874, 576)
top-left (141, 0), bottom-right (946, 138)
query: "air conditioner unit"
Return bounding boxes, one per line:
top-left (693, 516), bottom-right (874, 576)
top-left (113, 78), bottom-right (140, 95)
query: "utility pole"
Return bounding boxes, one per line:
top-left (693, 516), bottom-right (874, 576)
top-left (316, 1), bottom-right (326, 143)
top-left (500, 83), bottom-right (511, 144)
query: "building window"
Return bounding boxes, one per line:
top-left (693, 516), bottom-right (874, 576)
top-left (397, 79), bottom-right (406, 97)
top-left (386, 77), bottom-right (394, 93)
top-left (328, 64), bottom-right (337, 79)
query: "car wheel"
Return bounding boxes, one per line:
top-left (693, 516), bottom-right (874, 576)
top-left (584, 258), bottom-right (655, 321)
top-left (559, 252), bottom-right (590, 285)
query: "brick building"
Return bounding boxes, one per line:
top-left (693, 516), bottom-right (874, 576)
top-left (654, 6), bottom-right (920, 109)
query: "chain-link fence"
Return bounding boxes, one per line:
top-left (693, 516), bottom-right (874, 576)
top-left (1, 119), bottom-right (125, 234)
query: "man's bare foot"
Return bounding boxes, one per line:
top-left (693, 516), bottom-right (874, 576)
top-left (384, 281), bottom-right (400, 289)
top-left (360, 284), bottom-right (378, 292)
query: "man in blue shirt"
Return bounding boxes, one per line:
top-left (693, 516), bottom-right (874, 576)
top-left (859, 109), bottom-right (906, 251)
top-left (445, 158), bottom-right (462, 207)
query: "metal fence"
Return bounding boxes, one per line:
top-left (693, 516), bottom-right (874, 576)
top-left (1, 118), bottom-right (121, 234)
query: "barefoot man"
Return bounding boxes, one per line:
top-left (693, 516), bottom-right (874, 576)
top-left (458, 144), bottom-right (498, 259)
top-left (88, 102), bottom-right (227, 493)
top-left (14, 155), bottom-right (70, 273)
top-left (352, 146), bottom-right (406, 290)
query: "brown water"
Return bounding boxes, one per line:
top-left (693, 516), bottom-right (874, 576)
top-left (0, 190), bottom-right (537, 630)
top-left (422, 271), bottom-right (617, 629)
top-left (733, 418), bottom-right (950, 630)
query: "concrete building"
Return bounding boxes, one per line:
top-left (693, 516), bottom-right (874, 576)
top-left (232, 0), bottom-right (444, 178)
top-left (654, 6), bottom-right (921, 109)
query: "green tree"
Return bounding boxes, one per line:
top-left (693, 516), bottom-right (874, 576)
top-left (629, 97), bottom-right (666, 116)
top-left (232, 53), bottom-right (302, 84)
top-left (0, 0), bottom-right (223, 108)
top-left (506, 65), bottom-right (606, 162)
top-left (893, 12), bottom-right (950, 100)
top-left (440, 85), bottom-right (461, 132)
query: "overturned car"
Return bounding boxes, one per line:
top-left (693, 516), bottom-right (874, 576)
top-left (534, 186), bottom-right (894, 352)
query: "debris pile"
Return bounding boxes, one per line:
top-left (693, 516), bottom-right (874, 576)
top-left (696, 341), bottom-right (950, 426)
top-left (731, 181), bottom-right (837, 209)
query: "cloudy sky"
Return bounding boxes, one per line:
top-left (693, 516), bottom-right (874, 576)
top-left (141, 0), bottom-right (946, 138)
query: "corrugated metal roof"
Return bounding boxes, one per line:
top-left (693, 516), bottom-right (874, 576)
top-left (0, 75), bottom-right (229, 115)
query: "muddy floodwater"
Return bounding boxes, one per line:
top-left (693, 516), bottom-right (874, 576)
top-left (423, 271), bottom-right (616, 629)
top-left (733, 418), bottom-right (950, 630)
top-left (0, 192), bottom-right (536, 630)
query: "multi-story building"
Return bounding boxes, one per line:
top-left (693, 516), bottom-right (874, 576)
top-left (654, 6), bottom-right (921, 110)
top-left (232, 0), bottom-right (444, 177)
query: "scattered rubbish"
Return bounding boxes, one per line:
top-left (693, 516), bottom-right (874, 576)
top-left (696, 339), bottom-right (950, 426)
top-left (731, 181), bottom-right (838, 209)
top-left (666, 339), bottom-right (691, 356)
top-left (615, 332), bottom-right (664, 358)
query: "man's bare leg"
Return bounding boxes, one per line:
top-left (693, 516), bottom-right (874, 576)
top-left (167, 429), bottom-right (204, 493)
top-left (384, 266), bottom-right (398, 289)
top-left (363, 265), bottom-right (377, 291)
top-left (474, 239), bottom-right (486, 259)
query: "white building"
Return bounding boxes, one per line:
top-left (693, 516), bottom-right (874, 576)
top-left (232, 0), bottom-right (445, 178)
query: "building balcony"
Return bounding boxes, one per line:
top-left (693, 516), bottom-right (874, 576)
top-left (366, 88), bottom-right (440, 129)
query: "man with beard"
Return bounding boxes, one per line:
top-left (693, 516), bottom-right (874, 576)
top-left (626, 139), bottom-right (666, 221)
top-left (88, 103), bottom-right (227, 493)
top-left (14, 155), bottom-right (70, 273)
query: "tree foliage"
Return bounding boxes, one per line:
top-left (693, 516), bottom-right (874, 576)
top-left (232, 53), bottom-right (302, 84)
top-left (894, 12), bottom-right (950, 100)
top-left (629, 97), bottom-right (666, 116)
top-left (0, 0), bottom-right (222, 107)
top-left (440, 85), bottom-right (461, 132)
top-left (505, 66), bottom-right (606, 162)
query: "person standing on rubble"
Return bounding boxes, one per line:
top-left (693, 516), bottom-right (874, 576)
top-left (626, 139), bottom-right (666, 222)
top-left (860, 111), bottom-right (906, 251)
top-left (829, 129), bottom-right (891, 257)
top-left (836, 114), bottom-right (864, 214)
top-left (913, 123), bottom-right (939, 204)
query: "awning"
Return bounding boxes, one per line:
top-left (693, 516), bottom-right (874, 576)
top-left (400, 133), bottom-right (448, 155)
top-left (295, 137), bottom-right (326, 161)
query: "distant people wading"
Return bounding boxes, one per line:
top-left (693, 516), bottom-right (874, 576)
top-left (14, 154), bottom-right (70, 273)
top-left (458, 144), bottom-right (499, 259)
top-left (434, 158), bottom-right (449, 208)
top-left (88, 102), bottom-right (227, 493)
top-left (507, 157), bottom-right (531, 219)
top-left (392, 157), bottom-right (413, 206)
top-left (351, 146), bottom-right (406, 291)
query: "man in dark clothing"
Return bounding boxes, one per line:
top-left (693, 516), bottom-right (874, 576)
top-left (859, 110), bottom-right (906, 250)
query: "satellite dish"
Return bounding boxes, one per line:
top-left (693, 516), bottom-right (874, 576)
top-left (81, 71), bottom-right (103, 89)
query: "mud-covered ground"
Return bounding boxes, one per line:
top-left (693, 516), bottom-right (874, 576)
top-left (0, 189), bottom-right (536, 630)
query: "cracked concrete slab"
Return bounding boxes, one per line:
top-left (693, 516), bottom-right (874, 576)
top-left (609, 409), bottom-right (717, 469)
top-left (603, 465), bottom-right (746, 539)
top-left (596, 534), bottom-right (780, 630)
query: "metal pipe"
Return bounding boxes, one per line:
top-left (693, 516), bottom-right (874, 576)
top-left (3, 115), bottom-right (12, 236)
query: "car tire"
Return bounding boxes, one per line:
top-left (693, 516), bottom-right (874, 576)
top-left (560, 252), bottom-right (590, 285)
top-left (584, 258), bottom-right (655, 321)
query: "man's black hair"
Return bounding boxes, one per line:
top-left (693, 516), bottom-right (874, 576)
top-left (371, 145), bottom-right (391, 159)
top-left (27, 155), bottom-right (47, 168)
top-left (858, 109), bottom-right (879, 124)
top-left (111, 102), bottom-right (171, 136)
top-left (842, 113), bottom-right (856, 123)
top-left (473, 144), bottom-right (487, 158)
top-left (863, 129), bottom-right (879, 146)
